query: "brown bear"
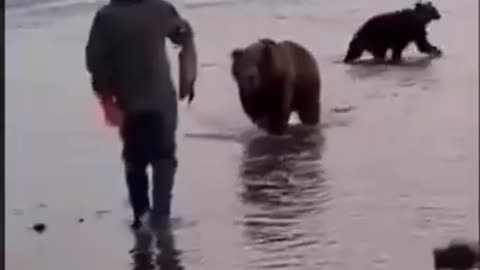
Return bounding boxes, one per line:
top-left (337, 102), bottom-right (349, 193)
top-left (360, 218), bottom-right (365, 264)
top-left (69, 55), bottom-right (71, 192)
top-left (230, 38), bottom-right (321, 135)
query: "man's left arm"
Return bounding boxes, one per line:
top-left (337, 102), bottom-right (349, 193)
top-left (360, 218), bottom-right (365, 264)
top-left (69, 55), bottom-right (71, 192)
top-left (85, 10), bottom-right (113, 102)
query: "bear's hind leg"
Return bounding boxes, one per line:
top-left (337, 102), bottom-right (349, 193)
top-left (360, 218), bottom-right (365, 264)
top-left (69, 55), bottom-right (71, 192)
top-left (391, 44), bottom-right (407, 63)
top-left (372, 46), bottom-right (388, 63)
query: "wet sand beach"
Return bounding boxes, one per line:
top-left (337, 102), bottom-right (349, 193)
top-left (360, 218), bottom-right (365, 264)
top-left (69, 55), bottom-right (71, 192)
top-left (5, 0), bottom-right (478, 269)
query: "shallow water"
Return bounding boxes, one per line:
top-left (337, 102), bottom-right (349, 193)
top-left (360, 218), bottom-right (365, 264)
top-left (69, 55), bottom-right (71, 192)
top-left (5, 0), bottom-right (478, 269)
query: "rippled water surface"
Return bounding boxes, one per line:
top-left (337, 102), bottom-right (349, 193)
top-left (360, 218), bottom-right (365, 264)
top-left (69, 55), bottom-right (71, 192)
top-left (5, 0), bottom-right (478, 269)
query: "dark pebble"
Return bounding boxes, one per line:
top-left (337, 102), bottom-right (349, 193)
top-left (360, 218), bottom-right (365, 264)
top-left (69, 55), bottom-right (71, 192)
top-left (78, 218), bottom-right (84, 223)
top-left (32, 223), bottom-right (46, 234)
top-left (37, 203), bottom-right (47, 209)
top-left (12, 209), bottom-right (24, 216)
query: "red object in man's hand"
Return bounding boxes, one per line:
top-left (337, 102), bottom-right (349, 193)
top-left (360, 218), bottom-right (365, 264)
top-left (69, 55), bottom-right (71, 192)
top-left (99, 94), bottom-right (123, 127)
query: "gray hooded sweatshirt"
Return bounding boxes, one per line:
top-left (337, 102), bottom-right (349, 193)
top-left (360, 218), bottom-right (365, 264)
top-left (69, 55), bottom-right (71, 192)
top-left (85, 0), bottom-right (193, 114)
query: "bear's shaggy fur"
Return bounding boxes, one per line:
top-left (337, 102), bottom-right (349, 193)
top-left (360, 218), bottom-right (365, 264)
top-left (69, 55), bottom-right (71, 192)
top-left (344, 1), bottom-right (443, 63)
top-left (231, 39), bottom-right (321, 135)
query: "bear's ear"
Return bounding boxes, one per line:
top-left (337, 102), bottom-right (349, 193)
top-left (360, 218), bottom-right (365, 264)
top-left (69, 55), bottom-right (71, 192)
top-left (260, 38), bottom-right (276, 57)
top-left (415, 1), bottom-right (423, 9)
top-left (231, 49), bottom-right (244, 60)
top-left (261, 40), bottom-right (274, 61)
top-left (260, 39), bottom-right (281, 72)
top-left (259, 38), bottom-right (276, 46)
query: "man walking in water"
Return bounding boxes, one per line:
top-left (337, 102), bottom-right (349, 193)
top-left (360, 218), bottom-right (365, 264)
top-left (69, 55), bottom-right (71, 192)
top-left (85, 0), bottom-right (197, 229)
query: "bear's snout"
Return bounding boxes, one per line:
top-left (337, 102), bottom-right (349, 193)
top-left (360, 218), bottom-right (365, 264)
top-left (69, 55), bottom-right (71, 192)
top-left (237, 71), bottom-right (259, 93)
top-left (246, 74), bottom-right (258, 89)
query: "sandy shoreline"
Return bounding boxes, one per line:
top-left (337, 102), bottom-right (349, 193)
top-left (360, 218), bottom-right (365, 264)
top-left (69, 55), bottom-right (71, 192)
top-left (6, 1), bottom-right (478, 269)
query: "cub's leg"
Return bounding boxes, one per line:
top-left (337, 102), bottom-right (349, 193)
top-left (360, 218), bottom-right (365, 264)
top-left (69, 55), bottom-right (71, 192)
top-left (415, 34), bottom-right (443, 57)
top-left (391, 44), bottom-right (408, 63)
top-left (371, 45), bottom-right (388, 62)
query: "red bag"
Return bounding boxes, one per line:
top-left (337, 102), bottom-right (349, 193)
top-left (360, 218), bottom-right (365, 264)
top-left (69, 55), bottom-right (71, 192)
top-left (100, 94), bottom-right (123, 127)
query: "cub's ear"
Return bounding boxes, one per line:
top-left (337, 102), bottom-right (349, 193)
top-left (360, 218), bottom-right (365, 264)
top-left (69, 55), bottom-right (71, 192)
top-left (231, 49), bottom-right (243, 60)
top-left (415, 1), bottom-right (423, 8)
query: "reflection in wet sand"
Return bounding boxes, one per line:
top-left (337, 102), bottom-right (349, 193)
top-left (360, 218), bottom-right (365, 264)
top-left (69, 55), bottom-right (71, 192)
top-left (345, 55), bottom-right (435, 67)
top-left (345, 56), bottom-right (435, 79)
top-left (238, 126), bottom-right (331, 269)
top-left (130, 227), bottom-right (184, 270)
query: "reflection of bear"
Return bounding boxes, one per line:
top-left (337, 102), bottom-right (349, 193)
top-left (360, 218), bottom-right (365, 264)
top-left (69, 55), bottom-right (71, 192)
top-left (343, 1), bottom-right (443, 63)
top-left (231, 39), bottom-right (321, 135)
top-left (239, 127), bottom-right (326, 212)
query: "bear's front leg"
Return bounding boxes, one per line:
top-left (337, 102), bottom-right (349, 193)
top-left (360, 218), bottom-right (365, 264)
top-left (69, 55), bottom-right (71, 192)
top-left (266, 85), bottom-right (291, 135)
top-left (267, 111), bottom-right (289, 135)
top-left (415, 35), bottom-right (443, 57)
top-left (255, 113), bottom-right (270, 131)
top-left (372, 46), bottom-right (388, 63)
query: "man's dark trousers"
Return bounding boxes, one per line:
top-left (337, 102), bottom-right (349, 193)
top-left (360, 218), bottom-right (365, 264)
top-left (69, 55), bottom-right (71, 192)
top-left (120, 98), bottom-right (178, 224)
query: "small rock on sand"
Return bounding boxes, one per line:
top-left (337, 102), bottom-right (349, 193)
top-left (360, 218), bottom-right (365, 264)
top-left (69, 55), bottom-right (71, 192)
top-left (32, 223), bottom-right (46, 234)
top-left (37, 203), bottom-right (47, 209)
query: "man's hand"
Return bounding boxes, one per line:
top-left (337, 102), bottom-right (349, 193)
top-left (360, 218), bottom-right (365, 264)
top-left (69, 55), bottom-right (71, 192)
top-left (178, 39), bottom-right (197, 105)
top-left (170, 17), bottom-right (197, 105)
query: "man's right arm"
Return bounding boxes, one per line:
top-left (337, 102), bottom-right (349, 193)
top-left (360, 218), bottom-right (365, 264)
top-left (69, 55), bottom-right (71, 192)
top-left (166, 4), bottom-right (198, 103)
top-left (166, 4), bottom-right (193, 47)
